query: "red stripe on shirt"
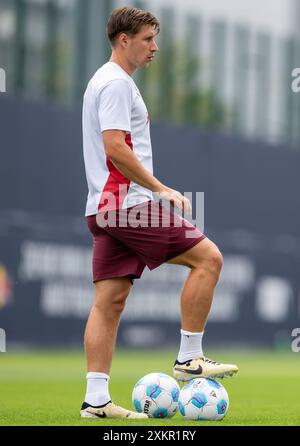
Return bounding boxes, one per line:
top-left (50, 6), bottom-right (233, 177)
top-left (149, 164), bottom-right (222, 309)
top-left (98, 133), bottom-right (132, 212)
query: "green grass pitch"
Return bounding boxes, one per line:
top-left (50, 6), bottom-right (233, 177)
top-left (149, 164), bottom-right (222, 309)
top-left (0, 348), bottom-right (299, 426)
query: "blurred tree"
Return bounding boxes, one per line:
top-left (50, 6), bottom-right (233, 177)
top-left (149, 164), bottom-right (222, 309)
top-left (142, 39), bottom-right (228, 131)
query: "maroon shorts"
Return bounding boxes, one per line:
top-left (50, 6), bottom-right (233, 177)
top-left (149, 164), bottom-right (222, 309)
top-left (86, 200), bottom-right (205, 283)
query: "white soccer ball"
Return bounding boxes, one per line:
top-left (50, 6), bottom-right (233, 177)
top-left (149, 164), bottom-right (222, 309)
top-left (178, 378), bottom-right (229, 421)
top-left (132, 372), bottom-right (180, 418)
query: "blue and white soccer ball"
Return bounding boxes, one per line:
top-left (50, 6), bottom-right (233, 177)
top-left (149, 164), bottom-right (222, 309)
top-left (132, 372), bottom-right (180, 418)
top-left (178, 378), bottom-right (229, 421)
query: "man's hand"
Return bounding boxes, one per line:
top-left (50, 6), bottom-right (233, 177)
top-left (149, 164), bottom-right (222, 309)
top-left (155, 188), bottom-right (192, 215)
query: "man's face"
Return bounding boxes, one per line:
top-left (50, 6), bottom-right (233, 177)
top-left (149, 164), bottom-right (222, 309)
top-left (124, 25), bottom-right (159, 69)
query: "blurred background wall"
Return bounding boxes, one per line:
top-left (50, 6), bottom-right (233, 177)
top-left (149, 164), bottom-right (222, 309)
top-left (1, 0), bottom-right (300, 145)
top-left (0, 0), bottom-right (299, 350)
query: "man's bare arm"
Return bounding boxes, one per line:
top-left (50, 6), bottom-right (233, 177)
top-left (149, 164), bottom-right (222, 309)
top-left (102, 130), bottom-right (192, 214)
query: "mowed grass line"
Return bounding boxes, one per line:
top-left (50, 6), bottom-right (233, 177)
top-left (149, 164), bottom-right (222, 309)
top-left (0, 349), bottom-right (299, 426)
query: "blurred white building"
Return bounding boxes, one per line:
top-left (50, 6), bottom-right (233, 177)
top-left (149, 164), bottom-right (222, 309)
top-left (148, 0), bottom-right (299, 37)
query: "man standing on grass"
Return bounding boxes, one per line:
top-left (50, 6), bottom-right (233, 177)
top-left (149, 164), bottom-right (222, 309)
top-left (81, 6), bottom-right (238, 419)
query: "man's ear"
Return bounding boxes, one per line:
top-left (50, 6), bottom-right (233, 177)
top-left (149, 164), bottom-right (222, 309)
top-left (118, 33), bottom-right (129, 48)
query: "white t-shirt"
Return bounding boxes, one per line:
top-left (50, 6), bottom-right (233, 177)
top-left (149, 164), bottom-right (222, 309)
top-left (82, 61), bottom-right (153, 216)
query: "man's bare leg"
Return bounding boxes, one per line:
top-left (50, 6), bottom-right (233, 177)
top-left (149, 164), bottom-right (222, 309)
top-left (167, 238), bottom-right (239, 380)
top-left (167, 238), bottom-right (223, 332)
top-left (81, 277), bottom-right (148, 418)
top-left (84, 277), bottom-right (131, 374)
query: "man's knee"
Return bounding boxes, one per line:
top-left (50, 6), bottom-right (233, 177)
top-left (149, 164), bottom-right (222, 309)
top-left (208, 247), bottom-right (223, 277)
top-left (94, 278), bottom-right (131, 313)
top-left (194, 243), bottom-right (223, 280)
top-left (111, 287), bottom-right (130, 313)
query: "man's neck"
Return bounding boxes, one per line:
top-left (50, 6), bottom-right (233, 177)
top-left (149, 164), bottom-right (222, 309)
top-left (109, 54), bottom-right (135, 77)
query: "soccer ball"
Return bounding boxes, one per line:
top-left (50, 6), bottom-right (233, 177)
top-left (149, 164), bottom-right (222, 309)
top-left (178, 378), bottom-right (229, 421)
top-left (132, 372), bottom-right (180, 418)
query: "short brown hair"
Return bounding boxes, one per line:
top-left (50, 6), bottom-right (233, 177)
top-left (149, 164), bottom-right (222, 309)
top-left (107, 7), bottom-right (160, 46)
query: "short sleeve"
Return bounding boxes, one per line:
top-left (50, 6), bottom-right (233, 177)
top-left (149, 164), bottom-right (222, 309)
top-left (98, 79), bottom-right (132, 132)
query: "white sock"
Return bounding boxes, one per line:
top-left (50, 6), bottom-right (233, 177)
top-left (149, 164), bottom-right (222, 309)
top-left (177, 329), bottom-right (204, 363)
top-left (84, 372), bottom-right (111, 407)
